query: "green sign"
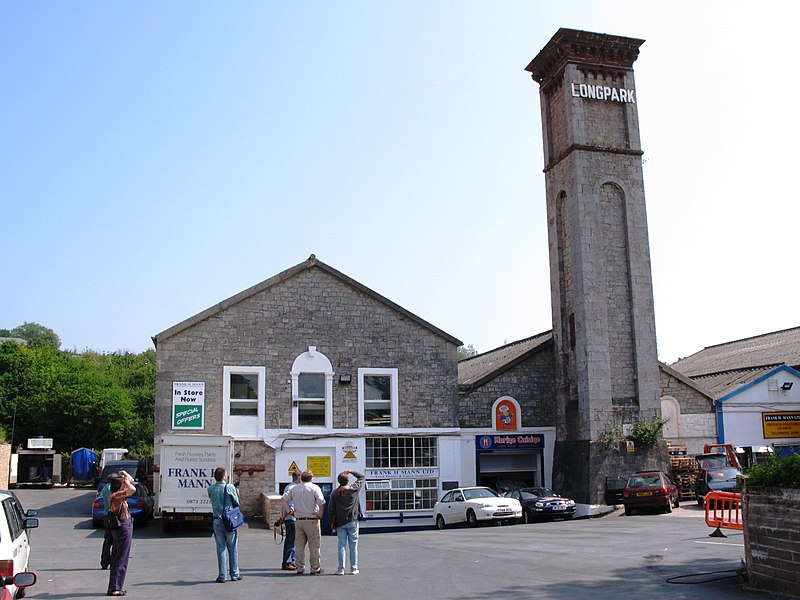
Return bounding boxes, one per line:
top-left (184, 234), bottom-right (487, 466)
top-left (172, 382), bottom-right (205, 430)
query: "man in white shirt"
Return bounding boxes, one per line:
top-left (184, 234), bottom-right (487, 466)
top-left (281, 470), bottom-right (325, 575)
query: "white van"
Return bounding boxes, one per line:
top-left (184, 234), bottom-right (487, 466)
top-left (0, 491), bottom-right (38, 599)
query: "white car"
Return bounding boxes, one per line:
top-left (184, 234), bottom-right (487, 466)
top-left (0, 491), bottom-right (38, 599)
top-left (433, 486), bottom-right (522, 529)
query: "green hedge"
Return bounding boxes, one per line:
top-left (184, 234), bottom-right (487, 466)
top-left (745, 454), bottom-right (800, 488)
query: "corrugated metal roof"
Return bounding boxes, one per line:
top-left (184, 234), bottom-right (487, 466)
top-left (689, 365), bottom-right (779, 399)
top-left (671, 326), bottom-right (800, 378)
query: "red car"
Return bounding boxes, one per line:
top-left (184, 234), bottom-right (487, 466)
top-left (622, 471), bottom-right (679, 516)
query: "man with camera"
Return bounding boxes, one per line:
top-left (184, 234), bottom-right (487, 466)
top-left (279, 470), bottom-right (301, 570)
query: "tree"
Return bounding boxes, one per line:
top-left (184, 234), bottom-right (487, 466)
top-left (0, 322), bottom-right (61, 349)
top-left (457, 344), bottom-right (478, 360)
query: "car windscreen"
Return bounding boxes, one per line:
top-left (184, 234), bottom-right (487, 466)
top-left (463, 488), bottom-right (499, 500)
top-left (627, 475), bottom-right (660, 488)
top-left (707, 468), bottom-right (741, 482)
top-left (99, 463), bottom-right (139, 483)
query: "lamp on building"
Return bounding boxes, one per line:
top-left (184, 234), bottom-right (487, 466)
top-left (338, 374), bottom-right (352, 385)
top-left (781, 381), bottom-right (793, 390)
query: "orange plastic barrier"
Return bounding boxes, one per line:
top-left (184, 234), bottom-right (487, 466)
top-left (704, 491), bottom-right (743, 533)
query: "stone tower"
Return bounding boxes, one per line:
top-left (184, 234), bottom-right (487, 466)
top-left (526, 29), bottom-right (664, 503)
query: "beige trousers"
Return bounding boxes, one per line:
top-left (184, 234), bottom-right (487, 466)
top-left (295, 519), bottom-right (322, 572)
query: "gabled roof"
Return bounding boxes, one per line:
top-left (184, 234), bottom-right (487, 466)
top-left (716, 364), bottom-right (800, 404)
top-left (153, 255), bottom-right (462, 347)
top-left (689, 365), bottom-right (781, 400)
top-left (458, 331), bottom-right (553, 392)
top-left (671, 325), bottom-right (800, 378)
top-left (658, 361), bottom-right (714, 400)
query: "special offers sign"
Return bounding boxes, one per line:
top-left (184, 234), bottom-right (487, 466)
top-left (172, 382), bottom-right (205, 430)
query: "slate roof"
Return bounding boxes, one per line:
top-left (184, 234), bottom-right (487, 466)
top-left (153, 255), bottom-right (462, 347)
top-left (458, 331), bottom-right (553, 391)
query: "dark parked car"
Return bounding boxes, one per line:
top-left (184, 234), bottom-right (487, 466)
top-left (622, 471), bottom-right (679, 516)
top-left (502, 487), bottom-right (576, 523)
top-left (604, 476), bottom-right (626, 505)
top-left (695, 466), bottom-right (743, 506)
top-left (92, 482), bottom-right (155, 527)
top-left (97, 460), bottom-right (142, 492)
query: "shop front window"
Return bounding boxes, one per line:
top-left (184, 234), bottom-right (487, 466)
top-left (365, 437), bottom-right (438, 511)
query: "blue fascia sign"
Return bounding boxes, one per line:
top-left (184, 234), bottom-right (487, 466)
top-left (476, 434), bottom-right (545, 450)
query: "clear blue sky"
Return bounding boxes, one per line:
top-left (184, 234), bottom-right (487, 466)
top-left (2, 2), bottom-right (796, 363)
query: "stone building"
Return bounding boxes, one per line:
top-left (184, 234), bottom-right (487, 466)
top-left (524, 29), bottom-right (666, 503)
top-left (153, 27), bottom-right (705, 519)
top-left (154, 255), bottom-right (482, 526)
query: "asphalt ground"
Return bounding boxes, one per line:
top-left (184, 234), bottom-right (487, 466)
top-left (13, 487), bottom-right (768, 600)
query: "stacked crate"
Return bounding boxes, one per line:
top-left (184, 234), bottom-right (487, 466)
top-left (669, 447), bottom-right (698, 501)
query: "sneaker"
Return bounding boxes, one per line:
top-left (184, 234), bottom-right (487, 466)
top-left (310, 569), bottom-right (325, 575)
top-left (295, 570), bottom-right (305, 575)
top-left (232, 575), bottom-right (243, 581)
top-left (215, 577), bottom-right (225, 583)
top-left (351, 569), bottom-right (359, 575)
top-left (282, 564), bottom-right (297, 571)
top-left (335, 569), bottom-right (345, 576)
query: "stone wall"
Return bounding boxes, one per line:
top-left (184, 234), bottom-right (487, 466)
top-left (743, 487), bottom-right (800, 597)
top-left (458, 349), bottom-right (556, 428)
top-left (155, 262), bottom-right (459, 515)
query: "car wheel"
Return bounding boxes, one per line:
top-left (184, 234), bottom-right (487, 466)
top-left (92, 518), bottom-right (101, 528)
top-left (624, 506), bottom-right (632, 516)
top-left (17, 587), bottom-right (26, 599)
top-left (436, 515), bottom-right (446, 530)
top-left (664, 499), bottom-right (672, 514)
top-left (673, 496), bottom-right (680, 509)
top-left (697, 496), bottom-right (704, 507)
top-left (466, 509), bottom-right (478, 527)
top-left (522, 509), bottom-right (531, 525)
top-left (563, 515), bottom-right (573, 520)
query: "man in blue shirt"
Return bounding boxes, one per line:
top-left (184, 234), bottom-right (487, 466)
top-left (207, 467), bottom-right (241, 583)
top-left (281, 471), bottom-right (301, 570)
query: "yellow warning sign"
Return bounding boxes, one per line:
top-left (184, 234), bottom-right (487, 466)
top-left (288, 461), bottom-right (300, 476)
top-left (343, 451), bottom-right (356, 459)
top-left (307, 456), bottom-right (331, 478)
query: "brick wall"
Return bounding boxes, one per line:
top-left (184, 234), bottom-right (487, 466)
top-left (743, 487), bottom-right (800, 597)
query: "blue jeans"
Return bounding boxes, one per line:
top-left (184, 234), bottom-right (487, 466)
top-left (213, 518), bottom-right (239, 580)
top-left (336, 520), bottom-right (359, 572)
top-left (282, 519), bottom-right (296, 566)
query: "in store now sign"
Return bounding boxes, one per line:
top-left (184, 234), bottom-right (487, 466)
top-left (172, 381), bottom-right (205, 430)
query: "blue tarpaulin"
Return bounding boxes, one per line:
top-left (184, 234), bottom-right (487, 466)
top-left (70, 447), bottom-right (98, 482)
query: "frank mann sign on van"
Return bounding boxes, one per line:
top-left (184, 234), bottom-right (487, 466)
top-left (570, 82), bottom-right (636, 103)
top-left (172, 381), bottom-right (205, 430)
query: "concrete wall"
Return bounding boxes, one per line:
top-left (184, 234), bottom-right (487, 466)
top-left (743, 487), bottom-right (800, 597)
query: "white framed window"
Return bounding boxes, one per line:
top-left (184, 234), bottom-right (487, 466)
top-left (358, 368), bottom-right (398, 428)
top-left (291, 346), bottom-right (333, 429)
top-left (364, 437), bottom-right (438, 511)
top-left (223, 366), bottom-right (265, 439)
